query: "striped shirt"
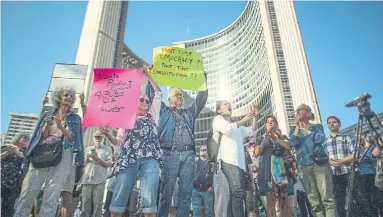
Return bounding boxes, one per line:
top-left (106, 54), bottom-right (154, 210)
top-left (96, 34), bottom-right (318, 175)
top-left (323, 134), bottom-right (355, 176)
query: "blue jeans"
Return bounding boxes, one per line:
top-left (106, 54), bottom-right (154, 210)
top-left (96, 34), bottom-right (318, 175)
top-left (158, 150), bottom-right (195, 217)
top-left (109, 158), bottom-right (159, 213)
top-left (221, 161), bottom-right (246, 217)
top-left (192, 190), bottom-right (214, 217)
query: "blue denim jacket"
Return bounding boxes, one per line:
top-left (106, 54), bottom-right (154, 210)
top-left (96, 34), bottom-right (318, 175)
top-left (289, 124), bottom-right (326, 165)
top-left (22, 109), bottom-right (85, 167)
top-left (146, 84), bottom-right (208, 148)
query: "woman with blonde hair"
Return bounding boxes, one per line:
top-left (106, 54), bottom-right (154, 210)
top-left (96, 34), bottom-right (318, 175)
top-left (289, 104), bottom-right (335, 217)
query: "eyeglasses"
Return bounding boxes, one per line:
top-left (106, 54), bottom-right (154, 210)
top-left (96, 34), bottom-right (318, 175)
top-left (200, 149), bottom-right (207, 152)
top-left (295, 108), bottom-right (308, 113)
top-left (170, 93), bottom-right (183, 98)
top-left (216, 101), bottom-right (230, 106)
top-left (62, 93), bottom-right (74, 98)
top-left (139, 98), bottom-right (150, 104)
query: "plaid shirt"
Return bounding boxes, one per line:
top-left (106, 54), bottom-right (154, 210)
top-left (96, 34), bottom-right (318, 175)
top-left (323, 134), bottom-right (355, 175)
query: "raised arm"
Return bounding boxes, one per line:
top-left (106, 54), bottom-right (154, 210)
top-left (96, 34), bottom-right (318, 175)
top-left (289, 127), bottom-right (300, 148)
top-left (144, 67), bottom-right (161, 92)
top-left (251, 105), bottom-right (259, 138)
top-left (213, 115), bottom-right (238, 136)
top-left (145, 68), bottom-right (162, 124)
top-left (213, 113), bottom-right (254, 136)
top-left (79, 92), bottom-right (86, 117)
top-left (187, 72), bottom-right (209, 118)
top-left (101, 127), bottom-right (125, 147)
top-left (40, 96), bottom-right (49, 116)
top-left (187, 89), bottom-right (208, 118)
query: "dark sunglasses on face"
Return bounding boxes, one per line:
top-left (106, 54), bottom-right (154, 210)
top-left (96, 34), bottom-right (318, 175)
top-left (139, 98), bottom-right (150, 104)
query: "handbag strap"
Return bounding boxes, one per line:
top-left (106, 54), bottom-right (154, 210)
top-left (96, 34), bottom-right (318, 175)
top-left (172, 110), bottom-right (193, 139)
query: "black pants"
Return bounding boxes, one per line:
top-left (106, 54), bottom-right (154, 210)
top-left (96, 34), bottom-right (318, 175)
top-left (355, 174), bottom-right (379, 217)
top-left (297, 190), bottom-right (313, 217)
top-left (1, 187), bottom-right (20, 217)
top-left (333, 174), bottom-right (349, 217)
top-left (221, 161), bottom-right (246, 217)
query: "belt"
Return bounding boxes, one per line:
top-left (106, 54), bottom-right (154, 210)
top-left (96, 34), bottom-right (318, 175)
top-left (161, 146), bottom-right (194, 152)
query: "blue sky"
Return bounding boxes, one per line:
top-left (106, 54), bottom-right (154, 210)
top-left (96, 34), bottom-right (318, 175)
top-left (2, 1), bottom-right (383, 134)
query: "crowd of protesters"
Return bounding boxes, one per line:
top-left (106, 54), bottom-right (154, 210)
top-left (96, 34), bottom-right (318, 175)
top-left (1, 66), bottom-right (383, 217)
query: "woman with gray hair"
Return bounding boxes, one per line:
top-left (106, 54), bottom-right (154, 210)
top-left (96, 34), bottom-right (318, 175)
top-left (1, 133), bottom-right (30, 217)
top-left (14, 86), bottom-right (85, 217)
top-left (289, 104), bottom-right (335, 217)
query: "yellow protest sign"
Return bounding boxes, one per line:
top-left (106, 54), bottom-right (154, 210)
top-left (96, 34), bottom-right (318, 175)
top-left (151, 46), bottom-right (206, 91)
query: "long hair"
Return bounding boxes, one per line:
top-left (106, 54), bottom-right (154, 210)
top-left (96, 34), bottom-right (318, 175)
top-left (265, 115), bottom-right (281, 138)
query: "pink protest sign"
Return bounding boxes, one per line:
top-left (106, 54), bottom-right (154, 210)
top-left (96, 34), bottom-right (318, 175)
top-left (82, 68), bottom-right (144, 129)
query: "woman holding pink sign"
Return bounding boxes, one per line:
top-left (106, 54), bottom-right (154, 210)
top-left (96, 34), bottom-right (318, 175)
top-left (101, 67), bottom-right (162, 217)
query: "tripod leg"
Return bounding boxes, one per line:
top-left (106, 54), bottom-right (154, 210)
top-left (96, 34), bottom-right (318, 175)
top-left (345, 117), bottom-right (363, 217)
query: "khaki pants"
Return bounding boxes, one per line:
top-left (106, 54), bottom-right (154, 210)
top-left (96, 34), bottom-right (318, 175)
top-left (14, 149), bottom-right (73, 217)
top-left (298, 163), bottom-right (337, 217)
top-left (81, 182), bottom-right (106, 217)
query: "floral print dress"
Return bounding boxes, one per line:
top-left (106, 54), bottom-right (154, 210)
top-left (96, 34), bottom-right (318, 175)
top-left (113, 91), bottom-right (163, 173)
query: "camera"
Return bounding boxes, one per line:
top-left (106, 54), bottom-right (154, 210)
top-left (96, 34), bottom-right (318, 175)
top-left (345, 93), bottom-right (371, 113)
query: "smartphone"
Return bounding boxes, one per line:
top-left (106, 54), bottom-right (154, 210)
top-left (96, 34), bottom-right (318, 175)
top-left (91, 149), bottom-right (97, 156)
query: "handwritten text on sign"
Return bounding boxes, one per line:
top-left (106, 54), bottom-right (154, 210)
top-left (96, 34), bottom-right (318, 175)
top-left (151, 46), bottom-right (206, 91)
top-left (82, 68), bottom-right (143, 129)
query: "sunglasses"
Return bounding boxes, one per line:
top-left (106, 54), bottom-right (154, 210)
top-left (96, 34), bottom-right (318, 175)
top-left (200, 149), bottom-right (207, 152)
top-left (62, 93), bottom-right (74, 98)
top-left (139, 98), bottom-right (150, 104)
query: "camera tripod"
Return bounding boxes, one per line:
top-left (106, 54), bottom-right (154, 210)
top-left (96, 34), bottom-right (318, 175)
top-left (345, 94), bottom-right (383, 217)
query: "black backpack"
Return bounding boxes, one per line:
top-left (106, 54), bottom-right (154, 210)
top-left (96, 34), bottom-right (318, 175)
top-left (206, 128), bottom-right (223, 163)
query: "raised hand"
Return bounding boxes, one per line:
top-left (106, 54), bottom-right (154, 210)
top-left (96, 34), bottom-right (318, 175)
top-left (99, 125), bottom-right (110, 134)
top-left (264, 131), bottom-right (271, 144)
top-left (79, 92), bottom-right (85, 106)
top-left (45, 114), bottom-right (53, 124)
top-left (268, 132), bottom-right (278, 141)
top-left (42, 96), bottom-right (49, 105)
top-left (251, 105), bottom-right (259, 117)
top-left (55, 115), bottom-right (64, 130)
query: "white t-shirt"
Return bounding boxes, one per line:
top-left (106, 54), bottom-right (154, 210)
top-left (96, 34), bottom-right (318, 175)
top-left (213, 115), bottom-right (249, 171)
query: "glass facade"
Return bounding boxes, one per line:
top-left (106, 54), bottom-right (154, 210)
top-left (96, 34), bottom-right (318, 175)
top-left (174, 1), bottom-right (276, 151)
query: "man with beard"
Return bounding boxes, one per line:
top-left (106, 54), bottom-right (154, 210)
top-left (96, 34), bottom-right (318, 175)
top-left (79, 131), bottom-right (112, 217)
top-left (146, 73), bottom-right (208, 217)
top-left (1, 133), bottom-right (30, 216)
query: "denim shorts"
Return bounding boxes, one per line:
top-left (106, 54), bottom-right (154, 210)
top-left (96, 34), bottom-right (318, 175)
top-left (109, 158), bottom-right (160, 213)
